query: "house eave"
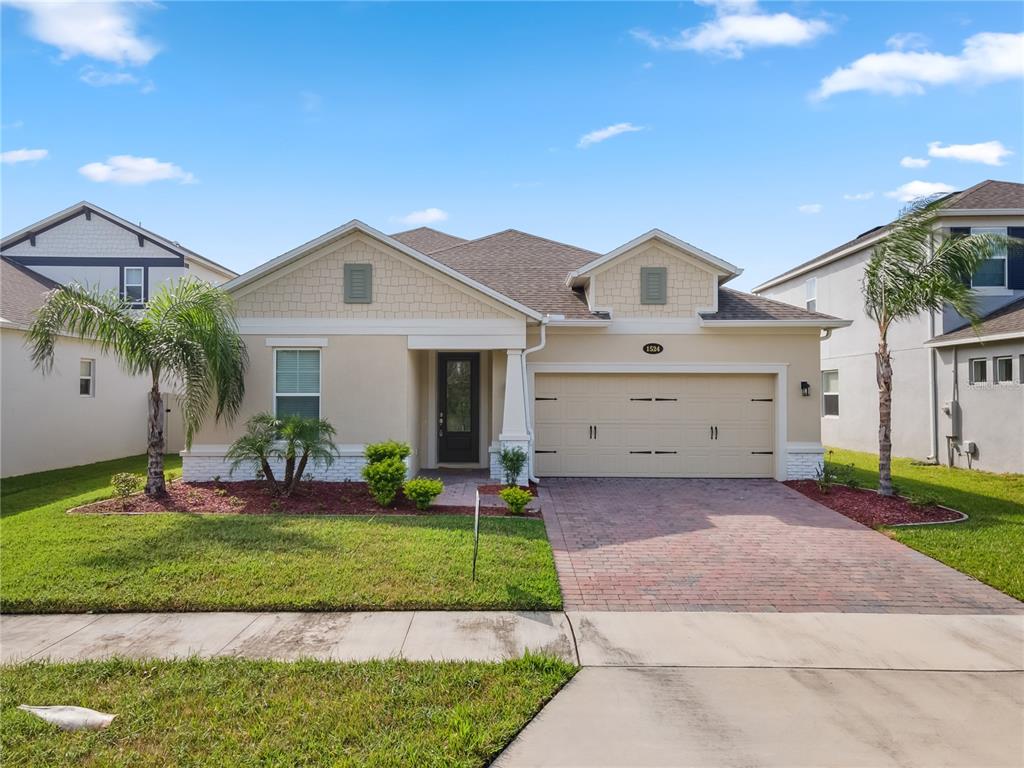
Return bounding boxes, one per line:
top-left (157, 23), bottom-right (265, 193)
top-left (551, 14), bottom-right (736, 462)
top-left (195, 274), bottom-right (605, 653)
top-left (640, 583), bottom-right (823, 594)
top-left (925, 330), bottom-right (1024, 348)
top-left (699, 318), bottom-right (853, 329)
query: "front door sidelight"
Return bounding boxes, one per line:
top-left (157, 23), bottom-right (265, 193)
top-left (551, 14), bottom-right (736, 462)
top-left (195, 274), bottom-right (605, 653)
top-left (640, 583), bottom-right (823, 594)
top-left (438, 352), bottom-right (479, 463)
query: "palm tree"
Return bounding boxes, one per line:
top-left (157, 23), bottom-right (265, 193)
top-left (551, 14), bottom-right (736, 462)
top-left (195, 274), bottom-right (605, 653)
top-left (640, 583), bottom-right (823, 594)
top-left (27, 278), bottom-right (248, 498)
top-left (862, 197), bottom-right (1007, 495)
top-left (225, 413), bottom-right (338, 496)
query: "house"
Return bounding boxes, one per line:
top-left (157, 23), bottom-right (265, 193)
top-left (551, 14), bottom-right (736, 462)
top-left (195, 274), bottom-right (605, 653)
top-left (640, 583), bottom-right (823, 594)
top-left (753, 180), bottom-right (1024, 474)
top-left (181, 221), bottom-right (848, 484)
top-left (0, 202), bottom-right (236, 478)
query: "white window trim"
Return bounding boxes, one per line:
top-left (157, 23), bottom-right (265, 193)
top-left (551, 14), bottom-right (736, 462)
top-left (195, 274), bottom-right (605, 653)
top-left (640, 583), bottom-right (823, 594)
top-left (993, 356), bottom-right (1013, 384)
top-left (79, 358), bottom-right (95, 398)
top-left (970, 227), bottom-right (1010, 294)
top-left (123, 266), bottom-right (145, 304)
top-left (969, 358), bottom-right (988, 385)
top-left (805, 277), bottom-right (817, 313)
top-left (821, 369), bottom-right (839, 418)
top-left (273, 347), bottom-right (322, 418)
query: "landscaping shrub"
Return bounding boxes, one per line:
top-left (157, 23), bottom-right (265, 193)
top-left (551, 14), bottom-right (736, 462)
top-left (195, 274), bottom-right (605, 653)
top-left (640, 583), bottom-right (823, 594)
top-left (364, 441), bottom-right (412, 465)
top-left (498, 446), bottom-right (528, 487)
top-left (110, 473), bottom-right (142, 509)
top-left (225, 413), bottom-right (339, 497)
top-left (499, 486), bottom-right (532, 516)
top-left (363, 458), bottom-right (407, 506)
top-left (402, 477), bottom-right (445, 511)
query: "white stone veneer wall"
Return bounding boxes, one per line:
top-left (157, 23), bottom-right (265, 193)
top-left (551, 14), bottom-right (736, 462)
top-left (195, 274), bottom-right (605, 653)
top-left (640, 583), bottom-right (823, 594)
top-left (786, 444), bottom-right (825, 480)
top-left (181, 445), bottom-right (410, 482)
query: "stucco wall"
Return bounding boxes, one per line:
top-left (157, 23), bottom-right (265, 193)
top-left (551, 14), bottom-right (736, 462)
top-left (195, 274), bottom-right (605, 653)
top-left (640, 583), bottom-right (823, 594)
top-left (591, 243), bottom-right (716, 317)
top-left (233, 233), bottom-right (514, 320)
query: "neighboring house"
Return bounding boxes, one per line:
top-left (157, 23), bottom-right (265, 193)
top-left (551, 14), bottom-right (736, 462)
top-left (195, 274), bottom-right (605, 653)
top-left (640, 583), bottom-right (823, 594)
top-left (182, 221), bottom-right (848, 485)
top-left (0, 202), bottom-right (236, 478)
top-left (753, 180), bottom-right (1024, 474)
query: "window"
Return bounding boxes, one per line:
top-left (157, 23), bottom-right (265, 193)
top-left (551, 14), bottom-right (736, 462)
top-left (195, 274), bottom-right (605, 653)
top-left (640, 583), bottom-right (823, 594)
top-left (821, 369), bottom-right (839, 416)
top-left (994, 356), bottom-right (1013, 384)
top-left (970, 227), bottom-right (1008, 289)
top-left (805, 277), bottom-right (817, 313)
top-left (79, 359), bottom-right (95, 397)
top-left (344, 263), bottom-right (373, 303)
top-left (640, 267), bottom-right (667, 305)
top-left (275, 349), bottom-right (320, 418)
top-left (969, 358), bottom-right (987, 385)
top-left (123, 267), bottom-right (144, 303)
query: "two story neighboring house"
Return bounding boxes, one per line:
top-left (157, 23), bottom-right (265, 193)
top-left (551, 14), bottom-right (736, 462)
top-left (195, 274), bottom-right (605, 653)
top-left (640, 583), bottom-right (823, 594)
top-left (754, 180), bottom-right (1024, 474)
top-left (1, 202), bottom-right (236, 478)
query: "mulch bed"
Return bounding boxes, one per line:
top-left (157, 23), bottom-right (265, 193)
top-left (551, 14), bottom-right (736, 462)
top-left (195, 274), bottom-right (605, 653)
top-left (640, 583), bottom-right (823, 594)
top-left (70, 481), bottom-right (542, 519)
top-left (785, 481), bottom-right (964, 527)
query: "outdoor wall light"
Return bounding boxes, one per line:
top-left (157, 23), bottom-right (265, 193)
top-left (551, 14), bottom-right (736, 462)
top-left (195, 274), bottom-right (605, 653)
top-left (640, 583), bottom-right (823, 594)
top-left (800, 381), bottom-right (811, 397)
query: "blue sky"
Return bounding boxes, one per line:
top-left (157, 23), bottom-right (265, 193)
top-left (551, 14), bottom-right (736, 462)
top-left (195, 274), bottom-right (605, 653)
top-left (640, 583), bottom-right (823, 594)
top-left (2, 1), bottom-right (1022, 289)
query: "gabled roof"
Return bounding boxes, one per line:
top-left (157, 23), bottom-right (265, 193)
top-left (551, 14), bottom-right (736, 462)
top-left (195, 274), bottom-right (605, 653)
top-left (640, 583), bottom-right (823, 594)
top-left (390, 226), bottom-right (467, 254)
top-left (0, 201), bottom-right (236, 280)
top-left (753, 179), bottom-right (1024, 293)
top-left (926, 297), bottom-right (1024, 347)
top-left (0, 256), bottom-right (60, 329)
top-left (223, 220), bottom-right (544, 320)
top-left (700, 287), bottom-right (850, 328)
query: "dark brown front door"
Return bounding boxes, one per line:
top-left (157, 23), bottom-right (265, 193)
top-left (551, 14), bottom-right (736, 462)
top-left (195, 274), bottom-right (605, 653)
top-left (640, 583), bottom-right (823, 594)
top-left (438, 353), bottom-right (479, 463)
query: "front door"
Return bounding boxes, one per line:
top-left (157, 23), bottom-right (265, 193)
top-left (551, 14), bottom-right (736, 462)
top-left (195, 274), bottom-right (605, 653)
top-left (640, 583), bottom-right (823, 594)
top-left (438, 353), bottom-right (479, 463)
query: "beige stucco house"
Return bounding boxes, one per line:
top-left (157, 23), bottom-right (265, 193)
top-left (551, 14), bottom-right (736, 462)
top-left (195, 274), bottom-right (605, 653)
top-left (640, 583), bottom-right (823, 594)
top-left (183, 221), bottom-right (848, 484)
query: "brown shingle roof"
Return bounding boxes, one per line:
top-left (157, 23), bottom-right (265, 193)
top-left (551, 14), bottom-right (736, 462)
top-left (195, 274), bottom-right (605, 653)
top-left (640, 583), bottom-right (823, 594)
top-left (427, 229), bottom-right (599, 318)
top-left (930, 297), bottom-right (1024, 344)
top-left (0, 256), bottom-right (60, 328)
top-left (701, 287), bottom-right (842, 322)
top-left (390, 227), bottom-right (467, 254)
top-left (943, 179), bottom-right (1024, 210)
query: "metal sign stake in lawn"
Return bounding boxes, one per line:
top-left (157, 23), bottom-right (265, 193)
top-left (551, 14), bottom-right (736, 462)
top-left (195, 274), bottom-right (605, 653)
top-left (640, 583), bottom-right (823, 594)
top-left (472, 489), bottom-right (481, 581)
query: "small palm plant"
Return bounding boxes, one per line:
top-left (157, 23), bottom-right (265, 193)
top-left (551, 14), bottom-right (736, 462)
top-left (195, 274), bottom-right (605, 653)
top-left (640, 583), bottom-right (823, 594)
top-left (226, 413), bottom-right (338, 496)
top-left (862, 197), bottom-right (1009, 496)
top-left (28, 279), bottom-right (248, 498)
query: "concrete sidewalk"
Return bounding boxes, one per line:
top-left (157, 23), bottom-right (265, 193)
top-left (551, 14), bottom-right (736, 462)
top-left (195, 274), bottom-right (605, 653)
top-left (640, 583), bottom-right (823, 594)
top-left (3, 611), bottom-right (1021, 670)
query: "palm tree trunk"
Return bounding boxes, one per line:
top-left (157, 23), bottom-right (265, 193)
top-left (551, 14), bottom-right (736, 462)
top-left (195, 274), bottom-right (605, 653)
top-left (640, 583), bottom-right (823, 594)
top-left (145, 372), bottom-right (167, 498)
top-left (876, 338), bottom-right (894, 497)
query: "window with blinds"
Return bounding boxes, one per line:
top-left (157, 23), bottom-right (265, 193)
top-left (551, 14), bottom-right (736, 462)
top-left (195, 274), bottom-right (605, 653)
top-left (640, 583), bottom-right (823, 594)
top-left (275, 349), bottom-right (320, 419)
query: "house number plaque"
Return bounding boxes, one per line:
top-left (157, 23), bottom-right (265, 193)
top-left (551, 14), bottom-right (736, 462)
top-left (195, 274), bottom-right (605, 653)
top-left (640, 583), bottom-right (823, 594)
top-left (643, 343), bottom-right (664, 355)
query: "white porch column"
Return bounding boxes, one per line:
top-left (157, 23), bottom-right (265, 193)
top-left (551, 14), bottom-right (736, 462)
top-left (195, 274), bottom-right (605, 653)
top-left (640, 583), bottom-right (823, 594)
top-left (496, 348), bottom-right (531, 483)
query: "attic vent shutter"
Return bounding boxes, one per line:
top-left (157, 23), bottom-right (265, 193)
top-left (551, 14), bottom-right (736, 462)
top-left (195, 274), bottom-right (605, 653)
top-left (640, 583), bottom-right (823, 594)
top-left (1007, 227), bottom-right (1024, 290)
top-left (640, 267), bottom-right (667, 305)
top-left (949, 228), bottom-right (971, 286)
top-left (344, 263), bottom-right (373, 303)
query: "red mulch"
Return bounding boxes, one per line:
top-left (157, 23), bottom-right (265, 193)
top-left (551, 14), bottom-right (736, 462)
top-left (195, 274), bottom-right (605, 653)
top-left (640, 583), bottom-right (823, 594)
top-left (71, 481), bottom-right (540, 518)
top-left (477, 483), bottom-right (536, 496)
top-left (785, 481), bottom-right (963, 527)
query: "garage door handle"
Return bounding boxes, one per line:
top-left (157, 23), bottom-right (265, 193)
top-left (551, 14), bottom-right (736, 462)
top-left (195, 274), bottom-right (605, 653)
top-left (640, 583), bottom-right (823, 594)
top-left (714, 426), bottom-right (718, 440)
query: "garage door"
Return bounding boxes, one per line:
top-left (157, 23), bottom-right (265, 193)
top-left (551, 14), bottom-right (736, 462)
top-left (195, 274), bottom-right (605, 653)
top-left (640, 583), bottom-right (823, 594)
top-left (533, 373), bottom-right (775, 477)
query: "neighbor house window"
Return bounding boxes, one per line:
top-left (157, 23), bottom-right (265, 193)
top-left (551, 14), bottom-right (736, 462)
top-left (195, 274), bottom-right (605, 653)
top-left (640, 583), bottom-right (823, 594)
top-left (275, 349), bottom-right (320, 418)
top-left (123, 267), bottom-right (144, 303)
top-left (970, 227), bottom-right (1008, 289)
top-left (805, 277), bottom-right (817, 312)
top-left (969, 358), bottom-right (987, 384)
top-left (79, 359), bottom-right (95, 397)
top-left (821, 369), bottom-right (839, 416)
top-left (640, 267), bottom-right (667, 305)
top-left (994, 356), bottom-right (1013, 384)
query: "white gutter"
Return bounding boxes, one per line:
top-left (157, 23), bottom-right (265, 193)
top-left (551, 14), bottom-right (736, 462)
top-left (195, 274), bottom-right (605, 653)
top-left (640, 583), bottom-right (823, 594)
top-left (522, 316), bottom-right (550, 483)
top-left (927, 309), bottom-right (938, 463)
top-left (925, 330), bottom-right (1024, 348)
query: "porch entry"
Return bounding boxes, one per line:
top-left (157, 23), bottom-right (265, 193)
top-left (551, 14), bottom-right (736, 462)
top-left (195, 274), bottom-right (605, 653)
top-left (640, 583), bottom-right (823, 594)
top-left (437, 352), bottom-right (480, 463)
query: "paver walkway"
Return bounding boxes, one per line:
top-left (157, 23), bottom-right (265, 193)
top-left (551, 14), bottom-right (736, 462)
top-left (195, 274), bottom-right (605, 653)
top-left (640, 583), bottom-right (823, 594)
top-left (540, 478), bottom-right (1024, 613)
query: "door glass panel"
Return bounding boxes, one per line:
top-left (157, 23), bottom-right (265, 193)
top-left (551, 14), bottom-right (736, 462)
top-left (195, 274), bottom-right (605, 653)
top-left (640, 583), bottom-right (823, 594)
top-left (446, 360), bottom-right (472, 433)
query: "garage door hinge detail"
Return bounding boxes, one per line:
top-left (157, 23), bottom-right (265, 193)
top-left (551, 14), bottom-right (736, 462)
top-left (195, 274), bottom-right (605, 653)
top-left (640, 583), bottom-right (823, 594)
top-left (535, 397), bottom-right (557, 401)
top-left (629, 450), bottom-right (653, 454)
top-left (750, 398), bottom-right (773, 402)
top-left (751, 451), bottom-right (774, 455)
top-left (630, 397), bottom-right (654, 401)
top-left (534, 450), bottom-right (557, 454)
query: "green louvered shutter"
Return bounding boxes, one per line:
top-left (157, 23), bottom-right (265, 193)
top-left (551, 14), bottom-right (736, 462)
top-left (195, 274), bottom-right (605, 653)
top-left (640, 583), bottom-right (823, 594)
top-left (640, 267), bottom-right (667, 305)
top-left (344, 263), bottom-right (373, 303)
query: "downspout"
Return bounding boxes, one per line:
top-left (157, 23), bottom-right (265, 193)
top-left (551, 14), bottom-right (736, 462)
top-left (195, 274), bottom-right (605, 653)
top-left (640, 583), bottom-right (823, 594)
top-left (522, 315), bottom-right (549, 484)
top-left (927, 309), bottom-right (939, 463)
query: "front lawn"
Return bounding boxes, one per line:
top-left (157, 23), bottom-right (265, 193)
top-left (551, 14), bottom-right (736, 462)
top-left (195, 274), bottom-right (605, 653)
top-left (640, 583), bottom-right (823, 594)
top-left (828, 448), bottom-right (1024, 602)
top-left (0, 456), bottom-right (562, 612)
top-left (1, 655), bottom-right (574, 767)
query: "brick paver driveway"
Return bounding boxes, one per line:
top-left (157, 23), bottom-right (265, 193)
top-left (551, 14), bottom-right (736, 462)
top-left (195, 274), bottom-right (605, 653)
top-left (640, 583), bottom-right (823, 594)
top-left (540, 478), bottom-right (1023, 613)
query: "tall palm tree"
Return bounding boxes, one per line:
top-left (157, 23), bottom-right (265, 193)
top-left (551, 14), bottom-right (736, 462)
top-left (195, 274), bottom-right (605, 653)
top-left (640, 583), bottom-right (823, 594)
top-left (863, 197), bottom-right (1007, 495)
top-left (27, 278), bottom-right (248, 497)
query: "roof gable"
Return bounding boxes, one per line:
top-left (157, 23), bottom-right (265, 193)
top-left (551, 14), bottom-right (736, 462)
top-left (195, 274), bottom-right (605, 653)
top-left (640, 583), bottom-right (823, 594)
top-left (569, 230), bottom-right (741, 285)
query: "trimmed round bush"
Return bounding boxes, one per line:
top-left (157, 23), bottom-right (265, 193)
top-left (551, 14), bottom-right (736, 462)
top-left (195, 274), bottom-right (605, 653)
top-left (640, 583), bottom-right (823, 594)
top-left (402, 477), bottom-right (445, 511)
top-left (499, 486), bottom-right (533, 516)
top-left (364, 441), bottom-right (412, 465)
top-left (362, 457), bottom-right (407, 506)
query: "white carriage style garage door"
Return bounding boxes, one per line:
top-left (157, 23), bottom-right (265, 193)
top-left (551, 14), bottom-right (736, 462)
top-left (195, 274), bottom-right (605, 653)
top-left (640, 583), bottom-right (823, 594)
top-left (533, 373), bottom-right (775, 478)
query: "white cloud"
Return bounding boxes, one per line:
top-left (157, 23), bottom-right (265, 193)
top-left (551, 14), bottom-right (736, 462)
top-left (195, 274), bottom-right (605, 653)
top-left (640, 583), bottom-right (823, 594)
top-left (843, 191), bottom-right (874, 201)
top-left (1, 148), bottom-right (48, 164)
top-left (900, 156), bottom-right (930, 168)
top-left (885, 180), bottom-right (956, 203)
top-left (631, 0), bottom-right (829, 59)
top-left (886, 32), bottom-right (929, 52)
top-left (79, 66), bottom-right (137, 87)
top-left (6, 1), bottom-right (160, 66)
top-left (396, 208), bottom-right (449, 226)
top-left (815, 31), bottom-right (1024, 99)
top-left (577, 122), bottom-right (644, 148)
top-left (78, 155), bottom-right (195, 185)
top-left (797, 203), bottom-right (823, 214)
top-left (927, 140), bottom-right (1013, 166)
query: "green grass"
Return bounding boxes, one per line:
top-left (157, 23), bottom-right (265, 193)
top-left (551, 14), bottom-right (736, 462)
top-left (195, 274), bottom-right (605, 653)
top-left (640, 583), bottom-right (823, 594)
top-left (0, 455), bottom-right (562, 612)
top-left (828, 448), bottom-right (1024, 601)
top-left (0, 655), bottom-right (575, 767)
